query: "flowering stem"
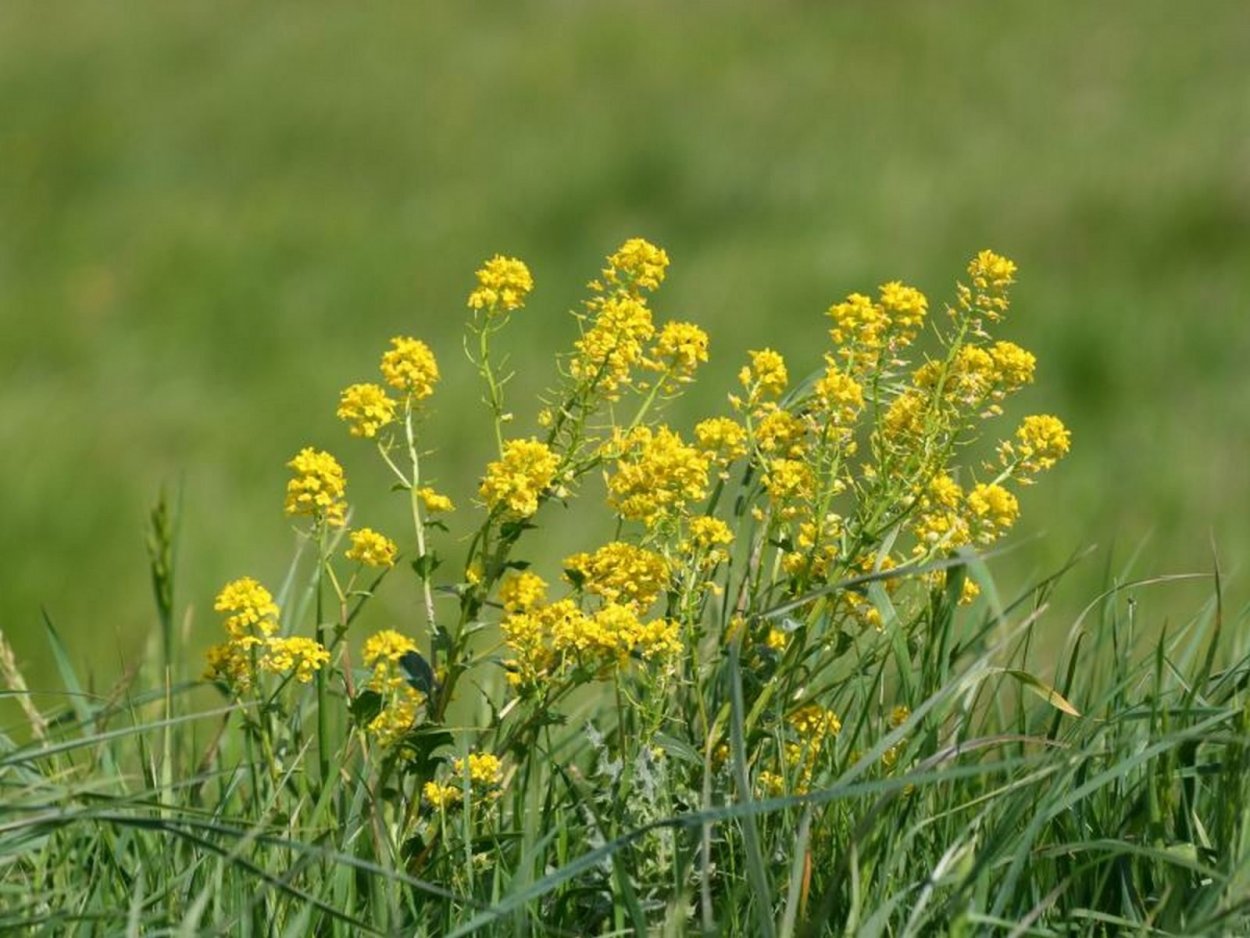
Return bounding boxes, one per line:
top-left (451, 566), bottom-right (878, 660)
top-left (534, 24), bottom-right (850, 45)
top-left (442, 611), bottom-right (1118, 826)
top-left (476, 319), bottom-right (506, 455)
top-left (314, 524), bottom-right (331, 787)
top-left (405, 402), bottom-right (441, 670)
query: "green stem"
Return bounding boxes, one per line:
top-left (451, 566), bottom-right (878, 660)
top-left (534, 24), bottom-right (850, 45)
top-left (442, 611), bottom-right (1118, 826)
top-left (315, 524), bottom-right (330, 788)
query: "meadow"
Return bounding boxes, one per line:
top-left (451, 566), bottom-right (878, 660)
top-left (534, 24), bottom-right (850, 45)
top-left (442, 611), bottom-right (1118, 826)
top-left (2, 2), bottom-right (1250, 934)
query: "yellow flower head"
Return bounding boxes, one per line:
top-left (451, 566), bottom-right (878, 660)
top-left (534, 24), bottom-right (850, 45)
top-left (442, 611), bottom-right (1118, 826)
top-left (259, 636), bottom-right (330, 684)
top-left (479, 438), bottom-right (560, 519)
top-left (215, 576), bottom-right (280, 639)
top-left (828, 292), bottom-right (888, 352)
top-left (694, 416), bottom-right (748, 465)
top-left (813, 358), bottom-right (865, 430)
top-left (570, 294), bottom-right (656, 399)
top-left (606, 426), bottom-right (710, 528)
top-left (369, 684), bottom-right (424, 748)
top-left (601, 237), bottom-right (669, 293)
top-left (789, 704), bottom-right (842, 740)
top-left (738, 348), bottom-right (789, 401)
top-left (336, 383), bottom-right (397, 438)
top-left (380, 336), bottom-right (439, 400)
top-left (649, 320), bottom-right (709, 378)
top-left (762, 458), bottom-right (815, 518)
top-left (362, 629), bottom-right (418, 668)
top-left (423, 780), bottom-right (460, 810)
top-left (204, 641), bottom-right (254, 692)
top-left (417, 487), bottom-right (455, 514)
top-left (499, 570), bottom-right (549, 613)
top-left (468, 255), bottom-right (534, 313)
top-left (453, 752), bottom-right (503, 787)
top-left (284, 447), bottom-right (347, 527)
top-left (958, 249), bottom-right (1018, 323)
top-left (989, 341), bottom-right (1036, 393)
top-left (965, 482), bottom-right (1019, 544)
top-left (754, 406), bottom-right (808, 458)
top-left (877, 281), bottom-right (928, 344)
top-left (346, 527), bottom-right (399, 568)
top-left (565, 541), bottom-right (670, 609)
top-left (1004, 414), bottom-right (1071, 478)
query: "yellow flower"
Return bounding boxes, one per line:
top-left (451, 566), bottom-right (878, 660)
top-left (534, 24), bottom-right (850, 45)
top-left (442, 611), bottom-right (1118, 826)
top-left (889, 705), bottom-right (911, 728)
top-left (369, 684), bottom-right (423, 748)
top-left (479, 438), bottom-right (560, 519)
top-left (753, 406), bottom-right (808, 458)
top-left (380, 336), bottom-right (439, 400)
top-left (417, 487), bottom-right (455, 514)
top-left (498, 570), bottom-right (548, 613)
top-left (648, 320), bottom-right (709, 378)
top-left (789, 704), bottom-right (842, 739)
top-left (467, 255), bottom-right (534, 313)
top-left (762, 458), bottom-right (814, 518)
top-left (423, 780), bottom-right (461, 810)
top-left (336, 383), bottom-right (397, 438)
top-left (958, 250), bottom-right (1017, 323)
top-left (989, 341), bottom-right (1036, 393)
top-left (685, 516), bottom-right (734, 566)
top-left (570, 294), bottom-right (656, 398)
top-left (453, 752), bottom-right (503, 787)
top-left (828, 292), bottom-right (888, 351)
top-left (965, 482), bottom-right (1019, 544)
top-left (694, 416), bottom-right (748, 465)
top-left (363, 629), bottom-right (418, 668)
top-left (879, 390), bottom-right (929, 448)
top-left (1002, 414), bottom-right (1071, 478)
top-left (813, 359), bottom-right (865, 430)
top-left (203, 641), bottom-right (253, 691)
top-left (877, 281), bottom-right (928, 345)
top-left (565, 542), bottom-right (670, 609)
top-left (738, 348), bottom-right (789, 401)
top-left (259, 636), bottom-right (330, 684)
top-left (346, 528), bottom-right (398, 568)
top-left (606, 425), bottom-right (710, 528)
top-left (601, 237), bottom-right (669, 293)
top-left (214, 577), bottom-right (280, 639)
top-left (765, 628), bottom-right (788, 652)
top-left (284, 447), bottom-right (347, 527)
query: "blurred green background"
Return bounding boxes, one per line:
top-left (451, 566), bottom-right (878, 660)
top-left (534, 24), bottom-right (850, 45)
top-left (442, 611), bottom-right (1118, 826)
top-left (3, 2), bottom-right (1248, 689)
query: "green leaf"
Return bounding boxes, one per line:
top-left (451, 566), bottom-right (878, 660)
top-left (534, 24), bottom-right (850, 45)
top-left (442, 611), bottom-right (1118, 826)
top-left (999, 668), bottom-right (1081, 716)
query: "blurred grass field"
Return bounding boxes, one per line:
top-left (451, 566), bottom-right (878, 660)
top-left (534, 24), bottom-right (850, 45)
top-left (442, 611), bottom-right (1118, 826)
top-left (2, 2), bottom-right (1248, 687)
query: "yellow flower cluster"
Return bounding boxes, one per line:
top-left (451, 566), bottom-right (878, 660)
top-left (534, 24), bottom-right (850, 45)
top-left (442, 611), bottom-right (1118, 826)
top-left (380, 336), bottom-right (440, 400)
top-left (453, 751), bottom-right (503, 788)
top-left (204, 577), bottom-right (330, 693)
top-left (964, 482), bottom-right (1020, 544)
top-left (599, 237), bottom-right (669, 293)
top-left (214, 576), bottom-right (279, 640)
top-left (423, 781), bottom-right (460, 811)
top-left (694, 416), bottom-right (749, 469)
top-left (813, 357), bottom-right (865, 433)
top-left (467, 255), bottom-right (534, 313)
top-left (647, 320), bottom-right (710, 380)
top-left (737, 348), bottom-right (789, 403)
top-left (417, 487), bottom-right (454, 514)
top-left (362, 629), bottom-right (424, 748)
top-left (827, 280), bottom-right (928, 364)
top-left (606, 425), bottom-right (710, 528)
top-left (1000, 414), bottom-right (1071, 480)
top-left (683, 516), bottom-right (734, 569)
top-left (565, 542), bottom-right (670, 609)
top-left (501, 595), bottom-right (681, 691)
top-left (959, 249), bottom-right (1017, 323)
top-left (758, 703), bottom-right (843, 796)
top-left (336, 382), bottom-right (397, 438)
top-left (570, 294), bottom-right (656, 399)
top-left (259, 636), bottom-right (330, 684)
top-left (284, 447), bottom-right (347, 527)
top-left (499, 570), bottom-right (549, 613)
top-left (479, 438), bottom-right (560, 519)
top-left (346, 527), bottom-right (398, 568)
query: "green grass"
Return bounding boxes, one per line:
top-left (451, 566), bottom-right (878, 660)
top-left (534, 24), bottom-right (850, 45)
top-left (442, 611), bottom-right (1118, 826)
top-left (2, 544), bottom-right (1248, 935)
top-left (2, 2), bottom-right (1248, 687)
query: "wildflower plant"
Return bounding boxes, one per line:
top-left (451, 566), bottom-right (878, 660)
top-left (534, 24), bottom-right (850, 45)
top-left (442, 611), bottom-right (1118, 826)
top-left (181, 238), bottom-right (1086, 929)
top-left (12, 237), bottom-right (1250, 935)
